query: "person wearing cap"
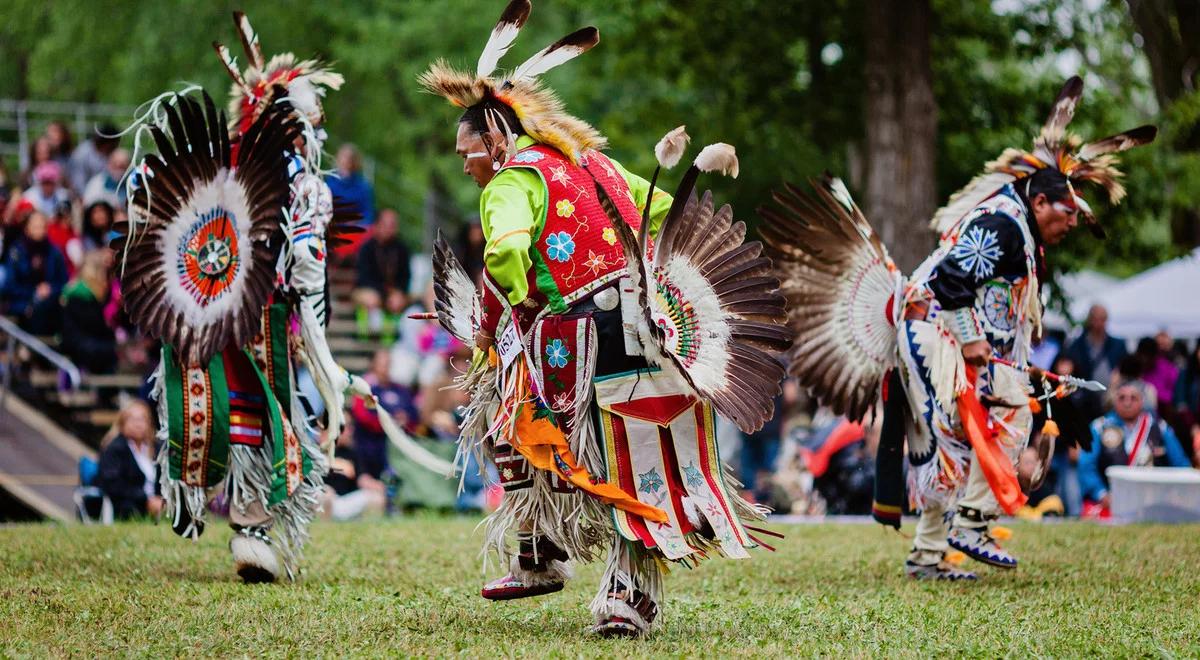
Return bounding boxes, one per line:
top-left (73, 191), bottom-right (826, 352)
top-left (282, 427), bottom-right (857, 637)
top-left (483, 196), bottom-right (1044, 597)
top-left (22, 161), bottom-right (70, 217)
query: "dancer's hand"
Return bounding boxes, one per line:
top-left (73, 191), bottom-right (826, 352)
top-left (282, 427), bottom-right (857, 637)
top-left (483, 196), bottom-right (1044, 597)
top-left (475, 328), bottom-right (494, 353)
top-left (961, 339), bottom-right (992, 367)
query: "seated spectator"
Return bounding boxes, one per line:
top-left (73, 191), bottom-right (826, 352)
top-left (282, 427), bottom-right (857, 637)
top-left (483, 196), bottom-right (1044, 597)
top-left (18, 137), bottom-right (54, 188)
top-left (1079, 381), bottom-right (1190, 516)
top-left (61, 250), bottom-right (118, 374)
top-left (394, 281), bottom-right (469, 393)
top-left (1, 212), bottom-right (68, 334)
top-left (1137, 335), bottom-right (1179, 419)
top-left (1048, 354), bottom-right (1084, 516)
top-left (23, 162), bottom-right (70, 217)
top-left (44, 120), bottom-right (74, 171)
top-left (803, 416), bottom-right (876, 515)
top-left (326, 143), bottom-right (375, 225)
top-left (46, 200), bottom-right (83, 275)
top-left (1173, 342), bottom-right (1200, 465)
top-left (81, 198), bottom-right (115, 252)
top-left (68, 126), bottom-right (119, 195)
top-left (322, 420), bottom-right (387, 521)
top-left (97, 399), bottom-right (163, 520)
top-left (350, 350), bottom-right (418, 480)
top-left (83, 148), bottom-right (130, 208)
top-left (353, 209), bottom-right (411, 338)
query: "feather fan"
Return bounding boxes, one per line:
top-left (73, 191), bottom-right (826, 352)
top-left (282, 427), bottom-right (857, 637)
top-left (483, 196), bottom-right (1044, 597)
top-left (592, 145), bottom-right (792, 434)
top-left (115, 90), bottom-right (297, 366)
top-left (759, 175), bottom-right (903, 421)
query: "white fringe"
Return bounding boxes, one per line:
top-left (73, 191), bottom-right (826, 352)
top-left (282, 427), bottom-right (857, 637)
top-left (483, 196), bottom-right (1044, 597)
top-left (480, 471), bottom-right (610, 573)
top-left (506, 555), bottom-right (574, 586)
top-left (590, 540), bottom-right (664, 630)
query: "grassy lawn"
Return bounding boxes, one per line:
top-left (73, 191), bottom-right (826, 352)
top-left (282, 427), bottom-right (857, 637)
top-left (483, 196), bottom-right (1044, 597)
top-left (1, 517), bottom-right (1197, 656)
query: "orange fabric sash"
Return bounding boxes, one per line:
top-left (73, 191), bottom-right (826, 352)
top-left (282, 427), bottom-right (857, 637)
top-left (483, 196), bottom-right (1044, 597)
top-left (501, 360), bottom-right (668, 523)
top-left (957, 364), bottom-right (1027, 514)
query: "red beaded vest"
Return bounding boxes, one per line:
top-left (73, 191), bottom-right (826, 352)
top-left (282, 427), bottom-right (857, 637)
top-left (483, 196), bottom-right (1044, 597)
top-left (498, 143), bottom-right (643, 315)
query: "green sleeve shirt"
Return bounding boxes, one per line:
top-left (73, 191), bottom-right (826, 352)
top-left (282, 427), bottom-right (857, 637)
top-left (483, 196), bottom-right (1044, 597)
top-left (479, 136), bottom-right (673, 305)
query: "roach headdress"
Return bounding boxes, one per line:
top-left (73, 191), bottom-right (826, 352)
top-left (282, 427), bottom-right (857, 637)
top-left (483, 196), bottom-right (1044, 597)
top-left (418, 0), bottom-right (604, 164)
top-left (214, 11), bottom-right (344, 137)
top-left (930, 76), bottom-right (1156, 238)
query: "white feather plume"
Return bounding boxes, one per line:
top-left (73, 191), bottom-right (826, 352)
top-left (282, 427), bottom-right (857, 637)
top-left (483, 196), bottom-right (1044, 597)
top-left (477, 0), bottom-right (531, 78)
top-left (694, 143), bottom-right (739, 178)
top-left (654, 126), bottom-right (689, 169)
top-left (511, 26), bottom-right (600, 83)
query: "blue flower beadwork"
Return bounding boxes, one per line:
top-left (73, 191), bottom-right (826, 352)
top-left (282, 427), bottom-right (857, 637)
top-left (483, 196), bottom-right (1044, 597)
top-left (638, 468), bottom-right (664, 495)
top-left (513, 150), bottom-right (544, 164)
top-left (545, 231), bottom-right (575, 262)
top-left (546, 338), bottom-right (571, 369)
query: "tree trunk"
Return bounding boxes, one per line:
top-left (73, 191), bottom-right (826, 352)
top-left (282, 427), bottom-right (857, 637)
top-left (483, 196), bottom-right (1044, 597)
top-left (1127, 0), bottom-right (1200, 247)
top-left (863, 0), bottom-right (938, 273)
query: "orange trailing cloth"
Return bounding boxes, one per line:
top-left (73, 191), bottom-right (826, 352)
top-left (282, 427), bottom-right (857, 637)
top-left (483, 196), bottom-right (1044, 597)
top-left (500, 359), bottom-right (668, 523)
top-left (511, 400), bottom-right (669, 522)
top-left (957, 365), bottom-right (1027, 514)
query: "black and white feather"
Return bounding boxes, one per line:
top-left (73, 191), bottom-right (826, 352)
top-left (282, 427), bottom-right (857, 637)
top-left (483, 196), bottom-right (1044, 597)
top-left (594, 142), bottom-right (792, 434)
top-left (759, 175), bottom-right (903, 421)
top-left (431, 230), bottom-right (481, 344)
top-left (114, 90), bottom-right (298, 366)
top-left (477, 0), bottom-right (532, 78)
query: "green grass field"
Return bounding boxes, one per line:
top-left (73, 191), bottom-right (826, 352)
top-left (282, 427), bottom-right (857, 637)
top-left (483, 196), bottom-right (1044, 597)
top-left (2, 517), bottom-right (1197, 657)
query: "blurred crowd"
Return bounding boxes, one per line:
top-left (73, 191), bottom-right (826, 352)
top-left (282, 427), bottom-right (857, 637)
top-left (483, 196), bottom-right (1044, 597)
top-left (739, 303), bottom-right (1200, 520)
top-left (5, 123), bottom-right (1197, 523)
top-left (0, 122), bottom-right (144, 375)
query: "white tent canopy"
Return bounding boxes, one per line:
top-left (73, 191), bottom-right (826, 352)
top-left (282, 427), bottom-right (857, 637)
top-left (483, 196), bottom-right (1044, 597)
top-left (1085, 248), bottom-right (1200, 340)
top-left (1043, 270), bottom-right (1120, 331)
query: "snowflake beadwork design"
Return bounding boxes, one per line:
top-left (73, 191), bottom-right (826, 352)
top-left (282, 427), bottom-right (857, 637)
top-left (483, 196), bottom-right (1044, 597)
top-left (545, 338), bottom-right (571, 369)
top-left (949, 225), bottom-right (1002, 280)
top-left (513, 150), bottom-right (544, 164)
top-left (601, 227), bottom-right (617, 246)
top-left (683, 462), bottom-right (705, 489)
top-left (638, 468), bottom-right (664, 495)
top-left (545, 231), bottom-right (576, 262)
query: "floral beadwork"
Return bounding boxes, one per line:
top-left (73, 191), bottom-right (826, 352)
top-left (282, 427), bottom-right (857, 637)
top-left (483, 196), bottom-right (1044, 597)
top-left (583, 249), bottom-right (609, 275)
top-left (545, 338), bottom-right (571, 369)
top-left (683, 462), bottom-right (705, 489)
top-left (602, 227), bottom-right (617, 245)
top-left (513, 150), bottom-right (544, 164)
top-left (555, 199), bottom-right (576, 218)
top-left (638, 468), bottom-right (664, 495)
top-left (545, 231), bottom-right (576, 262)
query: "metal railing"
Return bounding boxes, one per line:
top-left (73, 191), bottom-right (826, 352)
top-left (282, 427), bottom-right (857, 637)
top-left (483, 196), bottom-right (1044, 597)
top-left (0, 99), bottom-right (136, 172)
top-left (0, 315), bottom-right (82, 419)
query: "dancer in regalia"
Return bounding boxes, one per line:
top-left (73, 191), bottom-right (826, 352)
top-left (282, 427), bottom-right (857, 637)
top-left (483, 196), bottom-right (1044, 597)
top-left (760, 77), bottom-right (1154, 579)
top-left (115, 13), bottom-right (449, 583)
top-left (421, 0), bottom-right (792, 635)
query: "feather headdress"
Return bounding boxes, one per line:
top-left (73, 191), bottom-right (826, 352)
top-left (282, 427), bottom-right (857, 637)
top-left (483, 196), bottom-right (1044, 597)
top-left (418, 0), bottom-right (604, 164)
top-left (213, 11), bottom-right (344, 137)
top-left (930, 76), bottom-right (1156, 237)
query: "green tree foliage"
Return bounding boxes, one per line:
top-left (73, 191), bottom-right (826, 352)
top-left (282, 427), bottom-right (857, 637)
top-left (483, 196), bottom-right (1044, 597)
top-left (0, 0), bottom-right (1188, 279)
